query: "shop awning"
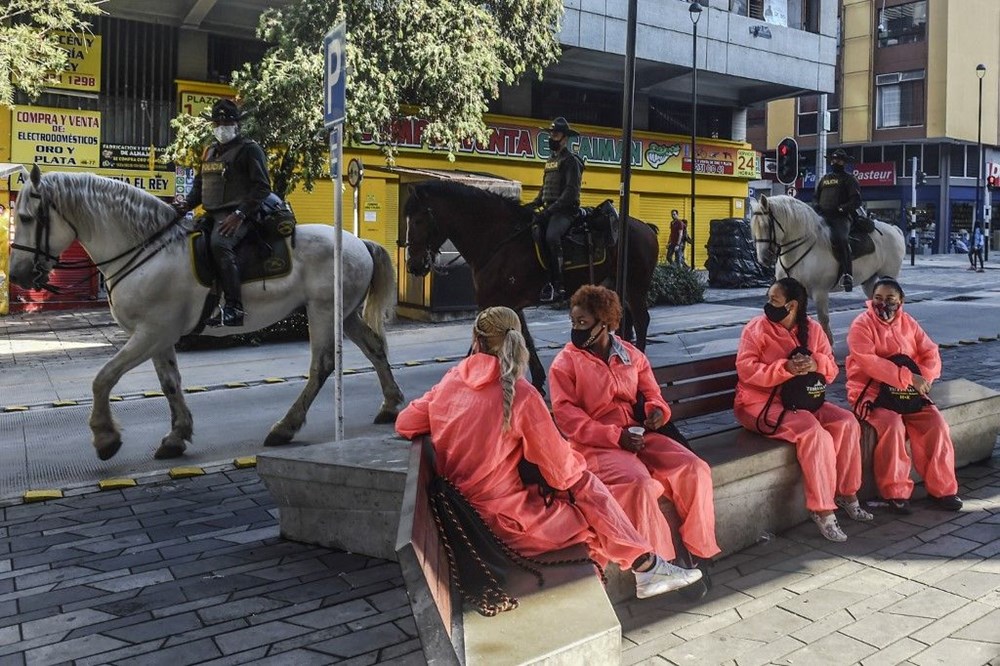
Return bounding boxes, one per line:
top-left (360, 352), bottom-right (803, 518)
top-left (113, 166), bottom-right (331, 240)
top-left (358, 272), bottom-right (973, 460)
top-left (376, 166), bottom-right (522, 199)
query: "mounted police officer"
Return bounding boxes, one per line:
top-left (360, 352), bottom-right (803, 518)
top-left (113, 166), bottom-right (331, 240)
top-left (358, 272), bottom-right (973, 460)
top-left (173, 99), bottom-right (271, 327)
top-left (813, 148), bottom-right (861, 292)
top-left (529, 117), bottom-right (582, 303)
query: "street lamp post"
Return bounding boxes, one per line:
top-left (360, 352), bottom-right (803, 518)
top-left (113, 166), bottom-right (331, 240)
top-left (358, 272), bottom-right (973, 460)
top-left (689, 1), bottom-right (703, 269)
top-left (976, 64), bottom-right (988, 261)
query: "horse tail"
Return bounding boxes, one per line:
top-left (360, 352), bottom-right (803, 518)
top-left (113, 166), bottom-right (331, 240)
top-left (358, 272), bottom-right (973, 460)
top-left (361, 240), bottom-right (396, 338)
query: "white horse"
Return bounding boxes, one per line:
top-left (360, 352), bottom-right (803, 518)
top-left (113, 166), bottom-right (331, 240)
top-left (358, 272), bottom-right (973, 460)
top-left (750, 195), bottom-right (905, 342)
top-left (9, 166), bottom-right (403, 461)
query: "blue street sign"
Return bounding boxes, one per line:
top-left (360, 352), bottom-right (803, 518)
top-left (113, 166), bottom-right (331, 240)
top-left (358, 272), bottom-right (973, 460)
top-left (323, 23), bottom-right (346, 128)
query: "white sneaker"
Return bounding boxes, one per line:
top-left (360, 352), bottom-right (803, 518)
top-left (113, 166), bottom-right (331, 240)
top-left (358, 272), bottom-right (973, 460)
top-left (811, 512), bottom-right (848, 542)
top-left (634, 555), bottom-right (704, 599)
top-left (835, 497), bottom-right (874, 522)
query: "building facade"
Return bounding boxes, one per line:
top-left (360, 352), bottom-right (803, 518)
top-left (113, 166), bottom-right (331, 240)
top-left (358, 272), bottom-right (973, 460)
top-left (1, 0), bottom-right (839, 313)
top-left (752, 0), bottom-right (1000, 254)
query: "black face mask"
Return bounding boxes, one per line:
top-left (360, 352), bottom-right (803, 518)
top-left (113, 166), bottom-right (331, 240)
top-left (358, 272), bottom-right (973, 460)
top-left (548, 138), bottom-right (562, 152)
top-left (763, 302), bottom-right (789, 323)
top-left (831, 162), bottom-right (845, 173)
top-left (571, 324), bottom-right (603, 349)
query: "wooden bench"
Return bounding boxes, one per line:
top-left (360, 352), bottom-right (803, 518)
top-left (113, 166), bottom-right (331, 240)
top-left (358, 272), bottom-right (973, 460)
top-left (395, 437), bottom-right (621, 665)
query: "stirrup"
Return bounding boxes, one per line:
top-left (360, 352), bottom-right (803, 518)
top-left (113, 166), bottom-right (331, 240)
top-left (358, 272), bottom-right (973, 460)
top-left (840, 273), bottom-right (854, 292)
top-left (207, 306), bottom-right (246, 327)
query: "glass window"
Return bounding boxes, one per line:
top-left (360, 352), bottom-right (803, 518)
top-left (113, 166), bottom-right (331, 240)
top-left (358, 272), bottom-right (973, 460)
top-left (949, 144), bottom-right (966, 178)
top-left (969, 145), bottom-right (982, 179)
top-left (904, 144), bottom-right (922, 176)
top-left (923, 144), bottom-right (940, 176)
top-left (884, 145), bottom-right (904, 177)
top-left (878, 1), bottom-right (927, 48)
top-left (876, 71), bottom-right (925, 129)
top-left (798, 113), bottom-right (818, 136)
top-left (862, 146), bottom-right (883, 163)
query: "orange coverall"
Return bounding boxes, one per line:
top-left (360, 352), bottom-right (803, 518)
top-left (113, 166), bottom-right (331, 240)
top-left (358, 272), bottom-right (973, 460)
top-left (734, 315), bottom-right (862, 513)
top-left (549, 338), bottom-right (720, 560)
top-left (396, 354), bottom-right (655, 569)
top-left (846, 304), bottom-right (958, 500)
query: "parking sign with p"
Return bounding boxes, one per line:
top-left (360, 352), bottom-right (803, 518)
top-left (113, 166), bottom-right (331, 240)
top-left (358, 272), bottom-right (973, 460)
top-left (323, 23), bottom-right (346, 128)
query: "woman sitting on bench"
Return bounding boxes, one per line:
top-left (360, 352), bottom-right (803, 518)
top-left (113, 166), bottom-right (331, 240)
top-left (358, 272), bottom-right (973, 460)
top-left (549, 285), bottom-right (721, 568)
top-left (395, 306), bottom-right (703, 598)
top-left (846, 276), bottom-right (963, 515)
top-left (735, 277), bottom-right (872, 542)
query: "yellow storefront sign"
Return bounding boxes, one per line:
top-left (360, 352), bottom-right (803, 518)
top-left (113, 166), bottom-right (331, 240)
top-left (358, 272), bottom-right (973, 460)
top-left (0, 196), bottom-right (9, 315)
top-left (176, 81), bottom-right (236, 117)
top-left (7, 167), bottom-right (174, 198)
top-left (51, 32), bottom-right (102, 93)
top-left (11, 107), bottom-right (100, 168)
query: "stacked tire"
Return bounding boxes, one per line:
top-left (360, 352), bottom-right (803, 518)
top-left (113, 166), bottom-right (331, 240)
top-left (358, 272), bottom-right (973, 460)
top-left (705, 218), bottom-right (773, 288)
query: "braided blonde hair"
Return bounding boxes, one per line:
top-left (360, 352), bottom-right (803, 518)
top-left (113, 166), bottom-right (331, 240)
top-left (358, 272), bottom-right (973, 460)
top-left (473, 307), bottom-right (529, 430)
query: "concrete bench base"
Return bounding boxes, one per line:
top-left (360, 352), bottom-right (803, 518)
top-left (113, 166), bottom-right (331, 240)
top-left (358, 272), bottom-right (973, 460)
top-left (257, 436), bottom-right (410, 562)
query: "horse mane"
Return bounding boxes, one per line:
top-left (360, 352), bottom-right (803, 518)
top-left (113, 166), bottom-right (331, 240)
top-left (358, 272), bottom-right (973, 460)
top-left (40, 172), bottom-right (187, 244)
top-left (406, 179), bottom-right (528, 221)
top-left (765, 195), bottom-right (830, 245)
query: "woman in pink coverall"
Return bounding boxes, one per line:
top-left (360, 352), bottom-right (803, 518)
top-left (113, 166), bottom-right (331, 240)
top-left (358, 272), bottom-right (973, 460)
top-left (396, 306), bottom-right (703, 598)
top-left (846, 276), bottom-right (962, 515)
top-left (549, 286), bottom-right (721, 566)
top-left (734, 277), bottom-right (872, 542)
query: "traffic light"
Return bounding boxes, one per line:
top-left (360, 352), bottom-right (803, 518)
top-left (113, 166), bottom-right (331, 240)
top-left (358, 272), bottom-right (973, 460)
top-left (776, 137), bottom-right (798, 185)
top-left (916, 171), bottom-right (927, 186)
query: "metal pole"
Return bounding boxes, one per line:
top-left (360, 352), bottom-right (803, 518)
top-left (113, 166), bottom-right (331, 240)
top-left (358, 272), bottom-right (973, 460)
top-left (817, 94), bottom-right (828, 181)
top-left (972, 71), bottom-right (990, 259)
top-left (614, 0), bottom-right (638, 308)
top-left (910, 155), bottom-right (918, 265)
top-left (689, 16), bottom-right (698, 268)
top-left (353, 184), bottom-right (360, 236)
top-left (331, 125), bottom-right (344, 441)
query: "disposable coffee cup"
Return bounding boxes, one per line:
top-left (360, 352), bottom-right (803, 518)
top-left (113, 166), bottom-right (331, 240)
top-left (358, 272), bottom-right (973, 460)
top-left (627, 426), bottom-right (645, 437)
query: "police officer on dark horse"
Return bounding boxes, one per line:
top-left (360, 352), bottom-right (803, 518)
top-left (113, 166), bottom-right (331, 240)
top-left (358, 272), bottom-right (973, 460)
top-left (173, 99), bottom-right (271, 327)
top-left (813, 148), bottom-right (862, 292)
top-left (529, 117), bottom-right (584, 303)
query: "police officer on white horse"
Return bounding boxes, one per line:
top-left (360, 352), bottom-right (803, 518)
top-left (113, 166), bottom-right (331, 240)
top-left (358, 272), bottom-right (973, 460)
top-left (529, 117), bottom-right (582, 303)
top-left (173, 99), bottom-right (271, 327)
top-left (813, 148), bottom-right (861, 292)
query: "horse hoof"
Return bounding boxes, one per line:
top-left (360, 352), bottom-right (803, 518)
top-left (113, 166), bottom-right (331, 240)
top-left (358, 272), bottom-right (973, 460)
top-left (154, 440), bottom-right (187, 459)
top-left (373, 409), bottom-right (398, 425)
top-left (96, 437), bottom-right (123, 461)
top-left (263, 431), bottom-right (293, 447)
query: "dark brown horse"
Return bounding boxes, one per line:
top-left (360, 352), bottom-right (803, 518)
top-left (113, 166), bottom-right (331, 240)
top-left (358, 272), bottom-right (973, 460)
top-left (403, 179), bottom-right (659, 390)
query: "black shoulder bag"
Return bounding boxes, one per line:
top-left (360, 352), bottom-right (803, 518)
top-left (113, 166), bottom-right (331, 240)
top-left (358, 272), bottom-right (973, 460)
top-left (632, 392), bottom-right (691, 450)
top-left (854, 353), bottom-right (929, 420)
top-left (756, 346), bottom-right (827, 435)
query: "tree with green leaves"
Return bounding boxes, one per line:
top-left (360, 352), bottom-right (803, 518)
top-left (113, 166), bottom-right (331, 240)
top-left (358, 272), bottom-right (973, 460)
top-left (0, 0), bottom-right (104, 107)
top-left (164, 0), bottom-right (563, 197)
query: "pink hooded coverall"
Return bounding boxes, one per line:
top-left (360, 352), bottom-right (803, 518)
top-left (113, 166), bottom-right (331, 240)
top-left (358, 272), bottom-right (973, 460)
top-left (846, 304), bottom-right (958, 500)
top-left (734, 315), bottom-right (862, 513)
top-left (549, 338), bottom-right (720, 561)
top-left (396, 354), bottom-right (655, 569)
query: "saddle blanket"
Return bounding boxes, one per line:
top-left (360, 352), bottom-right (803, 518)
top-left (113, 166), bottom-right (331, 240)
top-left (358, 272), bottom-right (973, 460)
top-left (188, 232), bottom-right (293, 288)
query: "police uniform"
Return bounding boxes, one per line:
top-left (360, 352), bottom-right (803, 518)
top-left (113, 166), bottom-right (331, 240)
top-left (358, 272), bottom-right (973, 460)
top-left (530, 117), bottom-right (582, 301)
top-left (814, 150), bottom-right (861, 291)
top-left (184, 101), bottom-right (271, 324)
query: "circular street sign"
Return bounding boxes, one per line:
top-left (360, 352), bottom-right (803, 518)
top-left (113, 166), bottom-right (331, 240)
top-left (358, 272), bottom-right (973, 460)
top-left (786, 186), bottom-right (797, 198)
top-left (347, 158), bottom-right (363, 188)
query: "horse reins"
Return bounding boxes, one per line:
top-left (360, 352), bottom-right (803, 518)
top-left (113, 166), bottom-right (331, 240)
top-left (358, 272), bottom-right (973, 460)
top-left (10, 182), bottom-right (183, 296)
top-left (754, 208), bottom-right (816, 278)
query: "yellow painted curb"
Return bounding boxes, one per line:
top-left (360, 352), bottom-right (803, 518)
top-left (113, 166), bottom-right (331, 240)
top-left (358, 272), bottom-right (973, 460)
top-left (4, 406), bottom-right (29, 412)
top-left (263, 377), bottom-right (286, 384)
top-left (168, 467), bottom-right (205, 479)
top-left (225, 382), bottom-right (249, 388)
top-left (959, 340), bottom-right (977, 346)
top-left (343, 368), bottom-right (358, 375)
top-left (404, 361), bottom-right (422, 367)
top-left (99, 478), bottom-right (137, 490)
top-left (979, 335), bottom-right (997, 342)
top-left (110, 395), bottom-right (123, 402)
top-left (52, 400), bottom-right (78, 407)
top-left (434, 357), bottom-right (451, 363)
top-left (143, 391), bottom-right (164, 397)
top-left (24, 490), bottom-right (63, 503)
top-left (301, 374), bottom-right (310, 379)
top-left (233, 456), bottom-right (257, 469)
top-left (184, 386), bottom-right (207, 393)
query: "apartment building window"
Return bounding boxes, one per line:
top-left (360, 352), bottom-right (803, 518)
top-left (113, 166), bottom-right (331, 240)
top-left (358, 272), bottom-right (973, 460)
top-left (876, 70), bottom-right (925, 129)
top-left (796, 94), bottom-right (839, 136)
top-left (730, 0), bottom-right (818, 31)
top-left (878, 1), bottom-right (927, 48)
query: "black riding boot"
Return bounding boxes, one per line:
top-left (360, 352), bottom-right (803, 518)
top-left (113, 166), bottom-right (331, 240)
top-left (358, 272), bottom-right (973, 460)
top-left (839, 248), bottom-right (854, 292)
top-left (540, 248), bottom-right (565, 303)
top-left (208, 258), bottom-right (245, 327)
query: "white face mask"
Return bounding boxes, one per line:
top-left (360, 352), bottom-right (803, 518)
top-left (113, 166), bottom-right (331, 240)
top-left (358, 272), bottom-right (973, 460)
top-left (213, 125), bottom-right (238, 144)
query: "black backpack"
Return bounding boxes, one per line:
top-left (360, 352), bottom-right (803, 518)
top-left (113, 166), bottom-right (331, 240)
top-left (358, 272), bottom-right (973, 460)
top-left (854, 353), bottom-right (929, 419)
top-left (757, 346), bottom-right (827, 435)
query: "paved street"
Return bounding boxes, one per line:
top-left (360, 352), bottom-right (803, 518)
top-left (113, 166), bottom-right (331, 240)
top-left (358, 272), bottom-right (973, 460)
top-left (0, 253), bottom-right (997, 664)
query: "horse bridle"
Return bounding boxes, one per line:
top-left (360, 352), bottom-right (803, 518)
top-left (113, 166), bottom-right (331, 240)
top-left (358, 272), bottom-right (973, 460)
top-left (399, 204), bottom-right (453, 274)
top-left (11, 180), bottom-right (182, 295)
top-left (753, 207), bottom-right (816, 277)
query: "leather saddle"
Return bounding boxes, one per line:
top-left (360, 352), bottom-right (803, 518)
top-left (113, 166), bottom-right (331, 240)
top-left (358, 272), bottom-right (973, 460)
top-left (188, 221), bottom-right (293, 289)
top-left (532, 199), bottom-right (620, 270)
